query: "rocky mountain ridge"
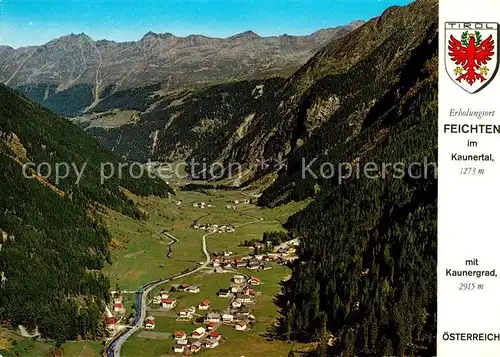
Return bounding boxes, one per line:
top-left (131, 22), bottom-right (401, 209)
top-left (0, 22), bottom-right (363, 116)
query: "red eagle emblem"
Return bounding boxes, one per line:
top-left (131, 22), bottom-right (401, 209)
top-left (448, 31), bottom-right (495, 85)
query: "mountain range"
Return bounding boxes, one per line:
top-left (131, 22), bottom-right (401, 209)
top-left (0, 22), bottom-right (363, 116)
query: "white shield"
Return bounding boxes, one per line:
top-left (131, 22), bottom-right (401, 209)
top-left (445, 22), bottom-right (499, 94)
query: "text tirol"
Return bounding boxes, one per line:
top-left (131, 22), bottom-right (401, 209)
top-left (445, 22), bottom-right (497, 30)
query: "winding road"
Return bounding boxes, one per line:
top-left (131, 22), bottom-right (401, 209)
top-left (105, 206), bottom-right (263, 357)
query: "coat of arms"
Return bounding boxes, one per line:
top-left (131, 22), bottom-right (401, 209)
top-left (445, 22), bottom-right (498, 93)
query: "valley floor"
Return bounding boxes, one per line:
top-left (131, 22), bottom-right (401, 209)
top-left (108, 184), bottom-right (312, 357)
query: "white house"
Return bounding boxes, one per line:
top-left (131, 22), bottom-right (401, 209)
top-left (173, 344), bottom-right (186, 353)
top-left (205, 313), bottom-right (221, 323)
top-left (233, 275), bottom-right (246, 284)
top-left (222, 314), bottom-right (234, 323)
top-left (191, 327), bottom-right (206, 339)
top-left (235, 321), bottom-right (248, 331)
top-left (144, 316), bottom-right (156, 330)
top-left (248, 277), bottom-right (261, 286)
top-left (162, 298), bottom-right (176, 309)
top-left (232, 300), bottom-right (242, 308)
top-left (113, 302), bottom-right (125, 313)
top-left (152, 295), bottom-right (162, 305)
top-left (236, 293), bottom-right (253, 304)
top-left (188, 285), bottom-right (201, 293)
top-left (179, 308), bottom-right (194, 319)
top-left (205, 339), bottom-right (219, 348)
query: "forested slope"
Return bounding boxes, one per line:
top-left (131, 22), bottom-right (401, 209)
top-left (0, 84), bottom-right (171, 344)
top-left (257, 0), bottom-right (439, 355)
top-left (83, 78), bottom-right (286, 164)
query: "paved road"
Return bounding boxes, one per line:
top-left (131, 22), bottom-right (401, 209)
top-left (106, 204), bottom-right (262, 357)
top-left (105, 231), bottom-right (211, 357)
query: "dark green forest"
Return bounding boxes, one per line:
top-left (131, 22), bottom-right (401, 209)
top-left (271, 10), bottom-right (438, 356)
top-left (0, 84), bottom-right (171, 344)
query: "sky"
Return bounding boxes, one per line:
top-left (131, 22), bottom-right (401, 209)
top-left (1, 0), bottom-right (413, 49)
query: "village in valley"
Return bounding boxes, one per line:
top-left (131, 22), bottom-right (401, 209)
top-left (101, 191), bottom-right (302, 356)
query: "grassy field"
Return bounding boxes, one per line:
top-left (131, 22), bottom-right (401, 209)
top-left (0, 329), bottom-right (54, 357)
top-left (103, 183), bottom-right (308, 291)
top-left (60, 341), bottom-right (103, 357)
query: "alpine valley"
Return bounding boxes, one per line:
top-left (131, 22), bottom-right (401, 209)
top-left (0, 0), bottom-right (437, 356)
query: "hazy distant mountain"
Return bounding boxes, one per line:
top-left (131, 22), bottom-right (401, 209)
top-left (0, 22), bottom-right (363, 115)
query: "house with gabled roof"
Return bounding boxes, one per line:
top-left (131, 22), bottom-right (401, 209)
top-left (173, 344), bottom-right (186, 353)
top-left (248, 259), bottom-right (260, 270)
top-left (198, 299), bottom-right (211, 310)
top-left (235, 321), bottom-right (248, 331)
top-left (205, 312), bottom-right (221, 323)
top-left (248, 277), bottom-right (261, 286)
top-left (233, 275), bottom-right (246, 284)
top-left (222, 314), bottom-right (234, 323)
top-left (144, 316), bottom-right (156, 329)
top-left (232, 300), bottom-right (242, 308)
top-left (217, 288), bottom-right (230, 297)
top-left (191, 327), bottom-right (206, 339)
top-left (190, 341), bottom-right (203, 353)
top-left (205, 338), bottom-right (219, 348)
top-left (113, 302), bottom-right (125, 313)
top-left (173, 331), bottom-right (187, 340)
top-left (106, 316), bottom-right (116, 331)
top-left (236, 293), bottom-right (253, 304)
top-left (188, 284), bottom-right (201, 293)
top-left (162, 298), bottom-right (176, 309)
top-left (209, 331), bottom-right (222, 340)
top-left (179, 308), bottom-right (194, 319)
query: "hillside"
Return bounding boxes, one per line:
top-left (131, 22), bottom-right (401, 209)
top-left (73, 78), bottom-right (286, 164)
top-left (0, 22), bottom-right (363, 116)
top-left (260, 0), bottom-right (438, 355)
top-left (0, 84), bottom-right (171, 344)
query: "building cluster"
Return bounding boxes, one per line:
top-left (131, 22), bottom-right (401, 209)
top-left (172, 328), bottom-right (223, 354)
top-left (210, 245), bottom-right (298, 272)
top-left (105, 292), bottom-right (126, 332)
top-left (191, 202), bottom-right (213, 209)
top-left (231, 199), bottom-right (251, 205)
top-left (143, 273), bottom-right (263, 354)
top-left (211, 255), bottom-right (273, 272)
top-left (192, 223), bottom-right (235, 233)
top-left (171, 274), bottom-right (261, 353)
